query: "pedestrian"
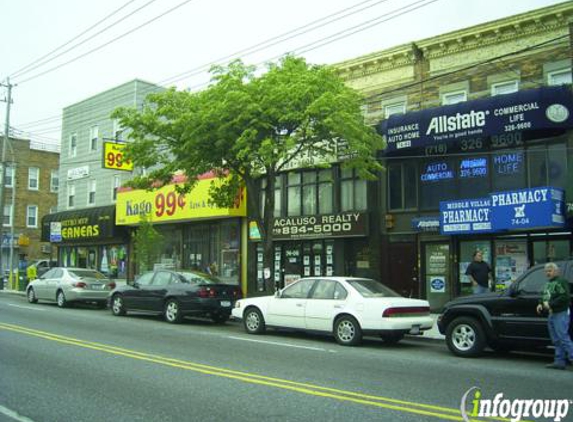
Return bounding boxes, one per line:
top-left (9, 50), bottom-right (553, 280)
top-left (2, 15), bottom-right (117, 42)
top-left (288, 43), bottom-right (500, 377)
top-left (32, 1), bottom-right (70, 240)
top-left (26, 261), bottom-right (37, 282)
top-left (465, 250), bottom-right (492, 294)
top-left (536, 262), bottom-right (573, 370)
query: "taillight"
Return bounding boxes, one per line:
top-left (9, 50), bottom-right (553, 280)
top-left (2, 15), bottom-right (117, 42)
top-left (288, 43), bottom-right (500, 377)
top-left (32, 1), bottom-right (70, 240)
top-left (73, 282), bottom-right (87, 288)
top-left (108, 282), bottom-right (116, 290)
top-left (198, 287), bottom-right (217, 298)
top-left (382, 306), bottom-right (430, 318)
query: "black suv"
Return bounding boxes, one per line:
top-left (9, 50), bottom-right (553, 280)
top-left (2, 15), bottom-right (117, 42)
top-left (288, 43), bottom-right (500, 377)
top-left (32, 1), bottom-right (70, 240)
top-left (438, 260), bottom-right (573, 357)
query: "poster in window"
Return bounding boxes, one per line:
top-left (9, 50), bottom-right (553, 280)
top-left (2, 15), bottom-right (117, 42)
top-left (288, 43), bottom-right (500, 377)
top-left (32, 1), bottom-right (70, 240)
top-left (304, 266), bottom-right (310, 276)
top-left (326, 266), bottom-right (333, 276)
top-left (314, 266), bottom-right (321, 276)
top-left (303, 256), bottom-right (310, 265)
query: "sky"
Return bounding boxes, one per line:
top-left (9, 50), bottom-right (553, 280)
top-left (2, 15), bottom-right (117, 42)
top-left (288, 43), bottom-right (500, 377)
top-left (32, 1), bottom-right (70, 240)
top-left (0, 0), bottom-right (568, 146)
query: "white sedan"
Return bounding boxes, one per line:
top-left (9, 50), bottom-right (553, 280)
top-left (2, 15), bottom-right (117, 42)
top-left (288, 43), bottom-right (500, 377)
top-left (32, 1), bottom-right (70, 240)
top-left (232, 277), bottom-right (433, 346)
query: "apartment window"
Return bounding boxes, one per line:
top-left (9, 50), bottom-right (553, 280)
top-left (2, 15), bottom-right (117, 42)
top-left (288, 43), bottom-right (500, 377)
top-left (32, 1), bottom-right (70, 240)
top-left (69, 133), bottom-right (77, 157)
top-left (28, 167), bottom-right (39, 190)
top-left (3, 204), bottom-right (12, 227)
top-left (90, 125), bottom-right (99, 151)
top-left (441, 91), bottom-right (467, 105)
top-left (548, 69), bottom-right (572, 86)
top-left (388, 162), bottom-right (417, 210)
top-left (26, 205), bottom-right (38, 228)
top-left (87, 180), bottom-right (97, 205)
top-left (341, 168), bottom-right (367, 212)
top-left (112, 176), bottom-right (120, 201)
top-left (50, 170), bottom-right (59, 193)
top-left (4, 166), bottom-right (14, 188)
top-left (491, 80), bottom-right (518, 96)
top-left (261, 176), bottom-right (282, 218)
top-left (287, 173), bottom-right (301, 216)
top-left (68, 184), bottom-right (75, 208)
top-left (384, 102), bottom-right (406, 119)
top-left (113, 120), bottom-right (124, 141)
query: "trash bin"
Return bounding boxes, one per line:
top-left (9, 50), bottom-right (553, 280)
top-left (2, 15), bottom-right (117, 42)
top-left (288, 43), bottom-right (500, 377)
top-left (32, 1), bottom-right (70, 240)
top-left (18, 274), bottom-right (27, 291)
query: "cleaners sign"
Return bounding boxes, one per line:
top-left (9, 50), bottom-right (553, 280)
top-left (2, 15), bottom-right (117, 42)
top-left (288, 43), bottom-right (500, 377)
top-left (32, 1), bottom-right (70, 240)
top-left (440, 187), bottom-right (564, 235)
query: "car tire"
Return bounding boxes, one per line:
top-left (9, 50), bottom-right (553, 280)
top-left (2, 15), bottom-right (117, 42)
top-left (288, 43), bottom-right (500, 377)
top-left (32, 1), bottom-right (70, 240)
top-left (56, 290), bottom-right (68, 308)
top-left (446, 316), bottom-right (486, 357)
top-left (380, 333), bottom-right (404, 345)
top-left (111, 294), bottom-right (126, 316)
top-left (334, 315), bottom-right (362, 346)
top-left (211, 313), bottom-right (229, 324)
top-left (164, 299), bottom-right (183, 324)
top-left (243, 307), bottom-right (265, 334)
top-left (27, 288), bottom-right (38, 304)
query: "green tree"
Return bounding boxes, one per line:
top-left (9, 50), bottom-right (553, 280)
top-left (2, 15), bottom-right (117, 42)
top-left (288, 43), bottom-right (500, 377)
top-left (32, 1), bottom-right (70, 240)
top-left (131, 214), bottom-right (165, 275)
top-left (113, 55), bottom-right (383, 291)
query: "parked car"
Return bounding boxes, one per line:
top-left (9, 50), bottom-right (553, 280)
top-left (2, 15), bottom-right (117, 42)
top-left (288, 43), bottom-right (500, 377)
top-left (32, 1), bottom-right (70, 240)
top-left (232, 277), bottom-right (433, 346)
top-left (27, 259), bottom-right (57, 278)
top-left (109, 269), bottom-right (242, 324)
top-left (438, 260), bottom-right (573, 358)
top-left (26, 267), bottom-right (115, 308)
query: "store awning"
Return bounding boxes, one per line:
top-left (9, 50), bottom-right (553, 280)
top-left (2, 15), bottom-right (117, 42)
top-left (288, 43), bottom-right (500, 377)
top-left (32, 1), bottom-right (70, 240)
top-left (41, 205), bottom-right (124, 243)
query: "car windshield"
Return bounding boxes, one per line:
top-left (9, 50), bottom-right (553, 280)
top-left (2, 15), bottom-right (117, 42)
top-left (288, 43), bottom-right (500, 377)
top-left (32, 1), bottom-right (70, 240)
top-left (69, 270), bottom-right (107, 280)
top-left (347, 278), bottom-right (401, 298)
top-left (177, 271), bottom-right (221, 285)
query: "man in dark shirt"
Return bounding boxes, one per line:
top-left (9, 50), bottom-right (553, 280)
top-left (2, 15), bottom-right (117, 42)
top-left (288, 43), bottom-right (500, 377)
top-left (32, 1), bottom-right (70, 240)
top-left (465, 250), bottom-right (492, 295)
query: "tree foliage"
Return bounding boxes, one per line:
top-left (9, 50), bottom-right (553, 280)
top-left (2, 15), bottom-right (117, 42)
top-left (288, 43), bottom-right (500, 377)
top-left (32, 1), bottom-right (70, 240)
top-left (131, 214), bottom-right (165, 275)
top-left (113, 55), bottom-right (383, 290)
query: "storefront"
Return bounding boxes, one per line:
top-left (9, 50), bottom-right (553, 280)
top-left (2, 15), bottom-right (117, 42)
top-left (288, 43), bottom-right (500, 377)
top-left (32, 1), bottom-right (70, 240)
top-left (115, 174), bottom-right (247, 287)
top-left (41, 205), bottom-right (129, 280)
top-left (380, 85), bottom-right (573, 310)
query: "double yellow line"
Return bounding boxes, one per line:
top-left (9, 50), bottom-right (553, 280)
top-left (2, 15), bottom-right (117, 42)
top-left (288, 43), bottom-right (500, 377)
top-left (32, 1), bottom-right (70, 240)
top-left (0, 322), bottom-right (504, 421)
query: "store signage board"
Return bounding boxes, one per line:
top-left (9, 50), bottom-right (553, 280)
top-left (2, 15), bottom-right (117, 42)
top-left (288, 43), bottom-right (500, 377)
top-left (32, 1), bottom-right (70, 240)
top-left (272, 212), bottom-right (368, 240)
top-left (103, 142), bottom-right (134, 171)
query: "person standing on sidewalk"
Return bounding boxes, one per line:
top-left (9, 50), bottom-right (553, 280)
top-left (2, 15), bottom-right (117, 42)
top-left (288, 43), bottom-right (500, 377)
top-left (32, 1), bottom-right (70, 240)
top-left (465, 250), bottom-right (492, 295)
top-left (536, 262), bottom-right (573, 370)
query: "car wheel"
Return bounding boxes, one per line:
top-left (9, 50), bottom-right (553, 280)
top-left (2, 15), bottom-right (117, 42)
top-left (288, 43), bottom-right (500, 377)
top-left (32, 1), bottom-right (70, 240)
top-left (111, 294), bottom-right (126, 316)
top-left (56, 290), bottom-right (68, 308)
top-left (211, 313), bottom-right (229, 324)
top-left (27, 288), bottom-right (38, 304)
top-left (334, 315), bottom-right (362, 346)
top-left (446, 316), bottom-right (486, 357)
top-left (164, 299), bottom-right (183, 324)
top-left (243, 307), bottom-right (265, 334)
top-left (380, 333), bottom-right (404, 345)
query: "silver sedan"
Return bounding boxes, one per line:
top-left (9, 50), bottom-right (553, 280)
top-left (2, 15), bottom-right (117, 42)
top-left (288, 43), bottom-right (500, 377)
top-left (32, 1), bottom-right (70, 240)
top-left (26, 267), bottom-right (116, 308)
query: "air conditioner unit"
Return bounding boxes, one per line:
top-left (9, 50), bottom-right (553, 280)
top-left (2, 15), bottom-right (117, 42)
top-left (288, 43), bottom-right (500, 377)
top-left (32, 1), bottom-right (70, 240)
top-left (41, 244), bottom-right (52, 254)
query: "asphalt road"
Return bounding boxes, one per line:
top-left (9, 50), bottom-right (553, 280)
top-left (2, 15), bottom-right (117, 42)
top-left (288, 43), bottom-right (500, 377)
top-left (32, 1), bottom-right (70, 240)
top-left (0, 293), bottom-right (571, 422)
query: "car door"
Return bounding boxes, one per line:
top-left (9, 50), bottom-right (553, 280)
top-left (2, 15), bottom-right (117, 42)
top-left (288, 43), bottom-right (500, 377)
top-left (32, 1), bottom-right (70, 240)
top-left (492, 266), bottom-right (549, 341)
top-left (266, 279), bottom-right (317, 328)
top-left (146, 271), bottom-right (172, 312)
top-left (123, 272), bottom-right (155, 310)
top-left (304, 280), bottom-right (348, 332)
top-left (33, 268), bottom-right (56, 300)
top-left (44, 268), bottom-right (64, 300)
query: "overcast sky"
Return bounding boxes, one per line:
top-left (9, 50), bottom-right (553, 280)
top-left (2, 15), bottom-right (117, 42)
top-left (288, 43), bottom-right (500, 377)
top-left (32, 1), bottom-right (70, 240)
top-left (0, 0), bottom-right (567, 145)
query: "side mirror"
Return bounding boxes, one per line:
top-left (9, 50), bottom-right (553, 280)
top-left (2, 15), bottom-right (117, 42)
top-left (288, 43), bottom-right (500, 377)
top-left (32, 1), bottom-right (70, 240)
top-left (507, 283), bottom-right (519, 297)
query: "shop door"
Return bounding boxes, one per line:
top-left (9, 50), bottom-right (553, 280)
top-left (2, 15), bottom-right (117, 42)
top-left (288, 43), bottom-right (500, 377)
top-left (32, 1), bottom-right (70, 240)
top-left (423, 242), bottom-right (451, 311)
top-left (387, 242), bottom-right (418, 298)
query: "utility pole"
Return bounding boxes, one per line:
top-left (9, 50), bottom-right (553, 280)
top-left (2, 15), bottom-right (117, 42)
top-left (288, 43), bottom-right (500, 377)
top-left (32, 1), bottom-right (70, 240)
top-left (0, 78), bottom-right (13, 290)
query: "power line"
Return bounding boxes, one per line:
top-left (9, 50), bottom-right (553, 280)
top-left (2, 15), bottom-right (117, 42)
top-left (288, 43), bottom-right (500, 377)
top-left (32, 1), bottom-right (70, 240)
top-left (9, 0), bottom-right (141, 79)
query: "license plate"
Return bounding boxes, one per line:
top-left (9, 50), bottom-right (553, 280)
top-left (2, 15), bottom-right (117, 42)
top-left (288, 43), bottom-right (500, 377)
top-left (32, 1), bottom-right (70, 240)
top-left (220, 300), bottom-right (231, 307)
top-left (90, 284), bottom-right (103, 290)
top-left (409, 325), bottom-right (421, 335)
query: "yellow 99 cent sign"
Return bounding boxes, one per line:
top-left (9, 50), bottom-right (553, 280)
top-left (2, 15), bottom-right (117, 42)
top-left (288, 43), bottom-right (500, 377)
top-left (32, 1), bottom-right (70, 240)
top-left (103, 142), bottom-right (133, 171)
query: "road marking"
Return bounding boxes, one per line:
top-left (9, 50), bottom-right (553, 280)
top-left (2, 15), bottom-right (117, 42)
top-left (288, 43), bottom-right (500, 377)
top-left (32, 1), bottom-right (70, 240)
top-left (0, 322), bottom-right (511, 422)
top-left (227, 335), bottom-right (337, 352)
top-left (7, 304), bottom-right (46, 311)
top-left (0, 404), bottom-right (37, 422)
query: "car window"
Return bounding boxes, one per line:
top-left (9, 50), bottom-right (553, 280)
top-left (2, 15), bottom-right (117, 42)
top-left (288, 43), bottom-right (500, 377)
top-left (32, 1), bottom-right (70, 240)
top-left (347, 278), bottom-right (401, 298)
top-left (178, 272), bottom-right (219, 285)
top-left (281, 279), bottom-right (316, 299)
top-left (50, 269), bottom-right (63, 279)
top-left (518, 268), bottom-right (547, 294)
top-left (136, 272), bottom-right (154, 286)
top-left (153, 271), bottom-right (172, 286)
top-left (333, 283), bottom-right (348, 300)
top-left (311, 280), bottom-right (337, 300)
top-left (68, 269), bottom-right (106, 279)
top-left (42, 268), bottom-right (56, 278)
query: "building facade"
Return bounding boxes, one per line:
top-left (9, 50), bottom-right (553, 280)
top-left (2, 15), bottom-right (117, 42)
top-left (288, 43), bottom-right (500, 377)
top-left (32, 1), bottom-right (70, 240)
top-left (2, 137), bottom-right (59, 276)
top-left (335, 2), bottom-right (573, 309)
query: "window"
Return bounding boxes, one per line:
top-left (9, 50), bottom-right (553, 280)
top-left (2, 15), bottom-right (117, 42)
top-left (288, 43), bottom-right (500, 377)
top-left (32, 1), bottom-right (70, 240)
top-left (287, 173), bottom-right (301, 216)
top-left (458, 155), bottom-right (490, 199)
top-left (87, 180), bottom-right (97, 205)
top-left (136, 272), bottom-right (154, 286)
top-left (281, 279), bottom-right (316, 299)
top-left (517, 268), bottom-right (547, 295)
top-left (388, 162), bottom-right (417, 210)
top-left (113, 120), bottom-right (123, 141)
top-left (28, 167), bottom-right (39, 190)
top-left (3, 204), bottom-right (12, 227)
top-left (300, 169), bottom-right (333, 215)
top-left (548, 69), bottom-right (572, 86)
top-left (261, 176), bottom-right (282, 218)
top-left (69, 133), bottom-right (77, 157)
top-left (310, 280), bottom-right (339, 299)
top-left (68, 184), bottom-right (75, 208)
top-left (90, 125), bottom-right (99, 151)
top-left (3, 166), bottom-right (14, 188)
top-left (341, 168), bottom-right (367, 212)
top-left (528, 143), bottom-right (567, 189)
top-left (491, 149), bottom-right (526, 192)
top-left (26, 205), bottom-right (38, 228)
top-left (112, 175), bottom-right (120, 201)
top-left (441, 91), bottom-right (467, 105)
top-left (384, 102), bottom-right (406, 119)
top-left (419, 158), bottom-right (457, 210)
top-left (491, 80), bottom-right (518, 96)
top-left (50, 170), bottom-right (59, 193)
top-left (152, 271), bottom-right (172, 286)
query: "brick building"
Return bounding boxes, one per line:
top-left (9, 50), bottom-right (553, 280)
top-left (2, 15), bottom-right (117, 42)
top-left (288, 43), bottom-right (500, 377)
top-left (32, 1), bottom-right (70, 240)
top-left (334, 2), bottom-right (573, 309)
top-left (2, 137), bottom-right (59, 275)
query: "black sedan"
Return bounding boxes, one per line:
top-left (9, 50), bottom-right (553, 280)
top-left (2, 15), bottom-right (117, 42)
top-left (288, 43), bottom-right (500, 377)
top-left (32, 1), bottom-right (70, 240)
top-left (109, 269), bottom-right (242, 324)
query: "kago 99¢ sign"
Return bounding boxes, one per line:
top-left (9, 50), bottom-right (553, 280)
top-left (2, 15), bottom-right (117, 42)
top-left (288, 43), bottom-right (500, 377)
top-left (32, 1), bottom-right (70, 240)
top-left (103, 142), bottom-right (133, 171)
